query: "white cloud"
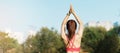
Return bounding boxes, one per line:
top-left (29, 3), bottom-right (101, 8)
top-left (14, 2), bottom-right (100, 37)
top-left (86, 21), bottom-right (113, 31)
top-left (2, 28), bottom-right (25, 44)
top-left (1, 28), bottom-right (37, 44)
top-left (9, 32), bottom-right (24, 44)
top-left (28, 30), bottom-right (36, 36)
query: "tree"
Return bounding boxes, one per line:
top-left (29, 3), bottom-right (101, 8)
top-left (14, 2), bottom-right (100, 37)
top-left (95, 26), bottom-right (120, 53)
top-left (24, 27), bottom-right (65, 53)
top-left (95, 34), bottom-right (119, 53)
top-left (23, 26), bottom-right (120, 53)
top-left (82, 26), bottom-right (120, 53)
top-left (0, 31), bottom-right (18, 53)
top-left (81, 27), bottom-right (107, 53)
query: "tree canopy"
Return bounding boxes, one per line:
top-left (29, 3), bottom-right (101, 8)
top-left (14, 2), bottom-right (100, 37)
top-left (0, 32), bottom-right (18, 53)
top-left (23, 26), bottom-right (120, 53)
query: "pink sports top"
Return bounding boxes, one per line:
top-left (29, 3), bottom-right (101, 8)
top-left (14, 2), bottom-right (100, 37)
top-left (66, 35), bottom-right (80, 52)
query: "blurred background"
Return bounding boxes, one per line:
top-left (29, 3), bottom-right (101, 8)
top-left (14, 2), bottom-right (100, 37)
top-left (0, 0), bottom-right (120, 53)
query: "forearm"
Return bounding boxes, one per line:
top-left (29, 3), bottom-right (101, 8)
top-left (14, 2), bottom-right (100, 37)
top-left (72, 11), bottom-right (84, 36)
top-left (72, 11), bottom-right (83, 25)
top-left (62, 15), bottom-right (69, 25)
top-left (62, 11), bottom-right (71, 27)
top-left (61, 13), bottom-right (70, 38)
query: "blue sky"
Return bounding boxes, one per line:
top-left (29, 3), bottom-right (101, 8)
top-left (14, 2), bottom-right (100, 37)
top-left (0, 0), bottom-right (120, 43)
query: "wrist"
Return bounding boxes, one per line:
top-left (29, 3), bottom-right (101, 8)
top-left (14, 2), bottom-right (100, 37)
top-left (67, 11), bottom-right (71, 16)
top-left (72, 11), bottom-right (75, 14)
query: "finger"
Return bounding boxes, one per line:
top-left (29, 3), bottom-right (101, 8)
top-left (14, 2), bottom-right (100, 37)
top-left (70, 4), bottom-right (72, 9)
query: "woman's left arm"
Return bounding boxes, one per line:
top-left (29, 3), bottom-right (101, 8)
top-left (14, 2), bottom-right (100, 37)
top-left (61, 11), bottom-right (71, 42)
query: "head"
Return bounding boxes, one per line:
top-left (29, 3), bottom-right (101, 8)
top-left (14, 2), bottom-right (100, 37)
top-left (66, 19), bottom-right (77, 39)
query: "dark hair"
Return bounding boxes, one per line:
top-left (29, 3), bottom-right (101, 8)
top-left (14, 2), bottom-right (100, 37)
top-left (66, 19), bottom-right (77, 40)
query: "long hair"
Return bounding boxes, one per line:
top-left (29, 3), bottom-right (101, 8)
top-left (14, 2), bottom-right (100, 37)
top-left (66, 19), bottom-right (77, 40)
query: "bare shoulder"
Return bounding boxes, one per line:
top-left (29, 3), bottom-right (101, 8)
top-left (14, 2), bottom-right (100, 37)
top-left (75, 34), bottom-right (82, 45)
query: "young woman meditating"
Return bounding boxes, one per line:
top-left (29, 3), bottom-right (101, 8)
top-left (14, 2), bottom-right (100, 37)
top-left (61, 5), bottom-right (84, 53)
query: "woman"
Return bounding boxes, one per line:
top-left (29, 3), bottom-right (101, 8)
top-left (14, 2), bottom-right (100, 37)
top-left (61, 5), bottom-right (84, 53)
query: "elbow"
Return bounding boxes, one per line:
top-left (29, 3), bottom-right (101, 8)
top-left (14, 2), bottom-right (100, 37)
top-left (79, 22), bottom-right (83, 26)
top-left (61, 34), bottom-right (64, 39)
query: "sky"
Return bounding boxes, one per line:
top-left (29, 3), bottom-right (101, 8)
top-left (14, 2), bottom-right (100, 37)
top-left (0, 0), bottom-right (120, 43)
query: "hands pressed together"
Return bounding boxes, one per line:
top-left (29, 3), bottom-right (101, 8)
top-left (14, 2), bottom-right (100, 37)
top-left (67, 5), bottom-right (75, 16)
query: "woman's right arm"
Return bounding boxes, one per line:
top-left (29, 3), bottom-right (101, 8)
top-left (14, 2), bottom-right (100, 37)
top-left (71, 6), bottom-right (84, 38)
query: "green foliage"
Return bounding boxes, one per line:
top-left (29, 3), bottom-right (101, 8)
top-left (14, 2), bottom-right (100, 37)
top-left (95, 35), bottom-right (119, 53)
top-left (24, 27), bottom-right (65, 53)
top-left (107, 26), bottom-right (120, 36)
top-left (23, 26), bottom-right (120, 53)
top-left (81, 26), bottom-right (120, 53)
top-left (82, 27), bottom-right (107, 53)
top-left (95, 26), bottom-right (120, 53)
top-left (0, 31), bottom-right (18, 53)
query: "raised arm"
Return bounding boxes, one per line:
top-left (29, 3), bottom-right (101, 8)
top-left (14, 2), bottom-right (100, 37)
top-left (71, 6), bottom-right (84, 37)
top-left (61, 11), bottom-right (71, 41)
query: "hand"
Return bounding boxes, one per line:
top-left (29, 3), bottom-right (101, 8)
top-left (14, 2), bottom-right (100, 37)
top-left (69, 4), bottom-right (72, 13)
top-left (67, 4), bottom-right (75, 16)
top-left (67, 7), bottom-right (71, 16)
top-left (70, 4), bottom-right (75, 13)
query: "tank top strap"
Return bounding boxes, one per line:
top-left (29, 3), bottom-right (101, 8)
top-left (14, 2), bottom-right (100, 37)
top-left (66, 35), bottom-right (76, 48)
top-left (70, 35), bottom-right (76, 47)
